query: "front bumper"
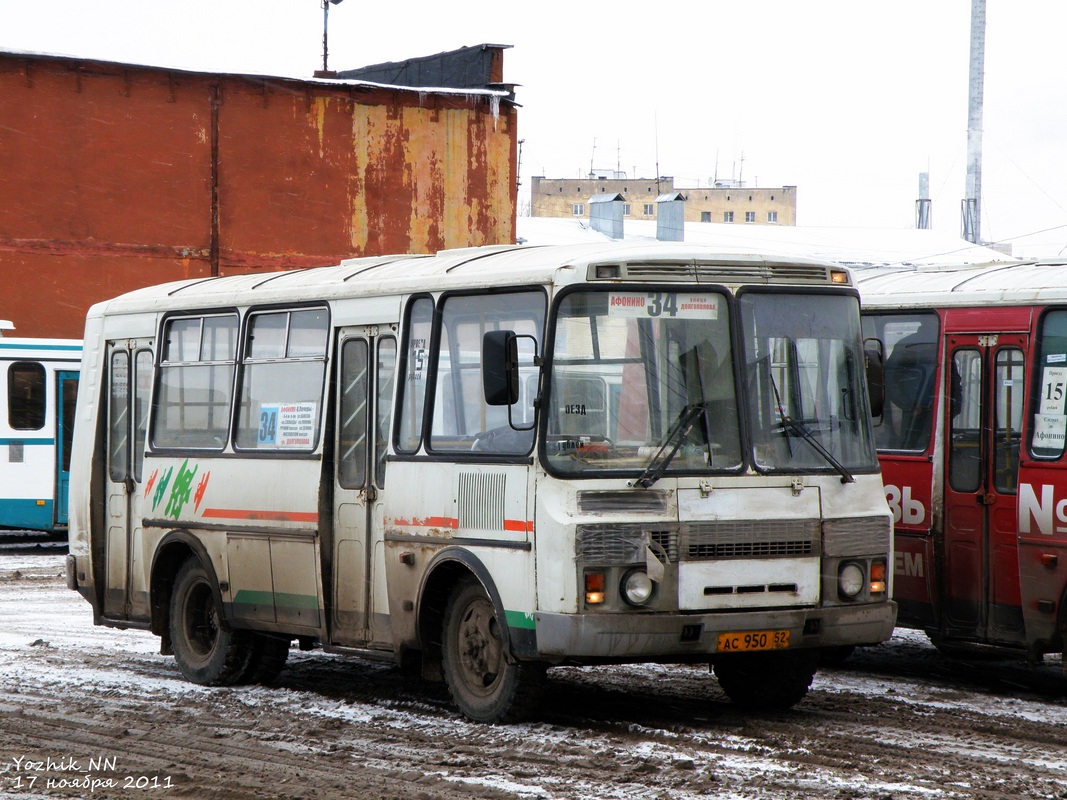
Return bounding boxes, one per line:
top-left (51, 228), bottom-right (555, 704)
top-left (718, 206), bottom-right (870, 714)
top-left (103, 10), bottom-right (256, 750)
top-left (533, 601), bottom-right (897, 659)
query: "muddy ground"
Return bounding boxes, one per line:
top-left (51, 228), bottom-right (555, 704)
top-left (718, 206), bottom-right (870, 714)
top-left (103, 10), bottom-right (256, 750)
top-left (1, 555), bottom-right (1065, 800)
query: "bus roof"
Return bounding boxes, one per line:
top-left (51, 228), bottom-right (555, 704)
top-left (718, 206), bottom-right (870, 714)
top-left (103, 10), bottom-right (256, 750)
top-left (855, 259), bottom-right (1067, 309)
top-left (85, 242), bottom-right (853, 319)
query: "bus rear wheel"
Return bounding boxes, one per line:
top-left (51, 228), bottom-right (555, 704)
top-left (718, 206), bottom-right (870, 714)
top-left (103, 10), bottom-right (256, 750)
top-left (169, 558), bottom-right (252, 686)
top-left (240, 633), bottom-right (291, 685)
top-left (441, 577), bottom-right (544, 723)
top-left (713, 649), bottom-right (818, 710)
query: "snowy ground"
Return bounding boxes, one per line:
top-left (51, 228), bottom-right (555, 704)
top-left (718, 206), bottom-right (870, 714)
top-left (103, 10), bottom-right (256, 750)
top-left (1, 555), bottom-right (1066, 800)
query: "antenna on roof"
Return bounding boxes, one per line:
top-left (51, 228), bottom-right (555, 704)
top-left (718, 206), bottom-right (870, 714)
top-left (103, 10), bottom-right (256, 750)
top-left (315, 0), bottom-right (344, 78)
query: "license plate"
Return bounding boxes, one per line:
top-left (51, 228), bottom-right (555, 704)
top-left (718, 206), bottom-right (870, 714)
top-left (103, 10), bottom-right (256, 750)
top-left (716, 629), bottom-right (790, 653)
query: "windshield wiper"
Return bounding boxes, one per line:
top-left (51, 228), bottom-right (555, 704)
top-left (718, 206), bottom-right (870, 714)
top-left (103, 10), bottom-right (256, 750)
top-left (767, 360), bottom-right (854, 484)
top-left (631, 402), bottom-right (708, 489)
top-left (779, 413), bottom-right (855, 484)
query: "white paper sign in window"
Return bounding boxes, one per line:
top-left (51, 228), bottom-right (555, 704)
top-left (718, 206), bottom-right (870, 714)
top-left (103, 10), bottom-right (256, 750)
top-left (607, 292), bottom-right (718, 319)
top-left (1039, 366), bottom-right (1067, 415)
top-left (1032, 413), bottom-right (1067, 451)
top-left (258, 402), bottom-right (317, 448)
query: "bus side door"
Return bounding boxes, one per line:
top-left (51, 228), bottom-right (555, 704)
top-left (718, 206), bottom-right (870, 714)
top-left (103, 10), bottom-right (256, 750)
top-left (943, 333), bottom-right (1027, 644)
top-left (54, 369), bottom-right (78, 527)
top-left (331, 327), bottom-right (397, 647)
top-left (103, 341), bottom-right (153, 621)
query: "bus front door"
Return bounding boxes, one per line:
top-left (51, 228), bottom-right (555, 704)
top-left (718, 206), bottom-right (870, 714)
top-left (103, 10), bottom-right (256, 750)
top-left (331, 328), bottom-right (397, 647)
top-left (54, 370), bottom-right (78, 528)
top-left (102, 342), bottom-right (153, 621)
top-left (942, 333), bottom-right (1027, 645)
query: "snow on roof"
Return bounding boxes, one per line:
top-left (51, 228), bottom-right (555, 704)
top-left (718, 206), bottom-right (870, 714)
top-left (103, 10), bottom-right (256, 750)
top-left (0, 47), bottom-right (512, 99)
top-left (516, 217), bottom-right (1015, 270)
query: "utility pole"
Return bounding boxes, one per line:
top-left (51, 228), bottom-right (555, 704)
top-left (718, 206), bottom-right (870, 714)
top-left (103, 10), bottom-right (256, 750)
top-left (315, 0), bottom-right (344, 78)
top-left (962, 0), bottom-right (985, 244)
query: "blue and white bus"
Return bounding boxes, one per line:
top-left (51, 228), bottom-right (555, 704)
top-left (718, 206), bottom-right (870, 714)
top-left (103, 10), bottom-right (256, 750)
top-left (0, 322), bottom-right (81, 532)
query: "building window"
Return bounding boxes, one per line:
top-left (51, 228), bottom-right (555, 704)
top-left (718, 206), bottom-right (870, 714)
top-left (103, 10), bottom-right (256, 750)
top-left (701, 211), bottom-right (712, 223)
top-left (623, 204), bottom-right (631, 216)
top-left (573, 204), bottom-right (584, 216)
top-left (745, 211), bottom-right (756, 223)
top-left (724, 211), bottom-right (734, 223)
top-left (768, 211), bottom-right (778, 223)
top-left (643, 204), bottom-right (654, 216)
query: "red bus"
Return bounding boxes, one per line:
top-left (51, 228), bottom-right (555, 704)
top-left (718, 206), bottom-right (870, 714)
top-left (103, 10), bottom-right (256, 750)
top-left (858, 260), bottom-right (1067, 664)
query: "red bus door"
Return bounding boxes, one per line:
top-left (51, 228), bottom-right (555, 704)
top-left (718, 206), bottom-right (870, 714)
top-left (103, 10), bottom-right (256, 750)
top-left (941, 334), bottom-right (1026, 645)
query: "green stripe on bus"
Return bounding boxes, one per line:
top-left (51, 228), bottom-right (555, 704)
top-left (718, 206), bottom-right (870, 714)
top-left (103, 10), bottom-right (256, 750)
top-left (505, 610), bottom-right (536, 630)
top-left (232, 589), bottom-right (321, 610)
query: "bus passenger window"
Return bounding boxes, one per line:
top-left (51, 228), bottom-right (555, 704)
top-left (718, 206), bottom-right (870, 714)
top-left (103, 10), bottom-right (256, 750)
top-left (429, 290), bottom-right (544, 454)
top-left (1031, 308), bottom-right (1067, 460)
top-left (235, 308), bottom-right (328, 452)
top-left (8, 361), bottom-right (46, 431)
top-left (154, 314), bottom-right (238, 450)
top-left (396, 297), bottom-right (434, 454)
top-left (876, 313), bottom-right (940, 452)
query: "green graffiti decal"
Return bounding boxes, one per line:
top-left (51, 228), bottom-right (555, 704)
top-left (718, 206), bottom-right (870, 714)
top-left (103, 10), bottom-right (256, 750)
top-left (164, 460), bottom-right (199, 519)
top-left (151, 466), bottom-right (173, 512)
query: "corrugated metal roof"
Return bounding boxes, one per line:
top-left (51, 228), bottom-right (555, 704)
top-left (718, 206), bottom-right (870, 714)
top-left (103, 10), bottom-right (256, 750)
top-left (856, 259), bottom-right (1067, 307)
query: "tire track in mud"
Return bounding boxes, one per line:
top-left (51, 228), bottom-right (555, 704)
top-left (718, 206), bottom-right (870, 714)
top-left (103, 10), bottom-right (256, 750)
top-left (4, 564), bottom-right (1067, 800)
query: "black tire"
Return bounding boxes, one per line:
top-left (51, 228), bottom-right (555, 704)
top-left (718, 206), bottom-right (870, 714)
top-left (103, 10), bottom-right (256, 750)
top-left (713, 649), bottom-right (818, 710)
top-left (819, 645), bottom-right (856, 666)
top-left (169, 558), bottom-right (253, 686)
top-left (441, 577), bottom-right (544, 723)
top-left (241, 633), bottom-right (291, 685)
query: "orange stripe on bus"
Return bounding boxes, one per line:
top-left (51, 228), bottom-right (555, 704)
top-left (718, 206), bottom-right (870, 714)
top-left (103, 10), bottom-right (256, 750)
top-left (391, 516), bottom-right (533, 532)
top-left (201, 508), bottom-right (319, 523)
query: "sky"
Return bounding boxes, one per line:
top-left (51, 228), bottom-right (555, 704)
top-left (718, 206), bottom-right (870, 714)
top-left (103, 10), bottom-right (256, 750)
top-left (1, 0), bottom-right (1065, 257)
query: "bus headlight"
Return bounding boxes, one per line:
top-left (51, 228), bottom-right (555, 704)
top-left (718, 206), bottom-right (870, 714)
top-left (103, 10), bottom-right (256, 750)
top-left (838, 562), bottom-right (865, 599)
top-left (621, 569), bottom-right (654, 606)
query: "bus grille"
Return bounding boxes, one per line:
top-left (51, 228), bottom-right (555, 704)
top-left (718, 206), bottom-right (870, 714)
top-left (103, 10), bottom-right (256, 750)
top-left (681, 520), bottom-right (821, 561)
top-left (457, 472), bottom-right (506, 531)
top-left (620, 262), bottom-right (836, 285)
top-left (576, 525), bottom-right (678, 564)
top-left (822, 516), bottom-right (890, 557)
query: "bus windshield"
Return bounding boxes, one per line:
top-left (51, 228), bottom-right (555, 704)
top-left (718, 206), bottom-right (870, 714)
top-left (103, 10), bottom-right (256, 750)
top-left (544, 288), bottom-right (741, 478)
top-left (543, 288), bottom-right (877, 479)
top-left (740, 291), bottom-right (877, 475)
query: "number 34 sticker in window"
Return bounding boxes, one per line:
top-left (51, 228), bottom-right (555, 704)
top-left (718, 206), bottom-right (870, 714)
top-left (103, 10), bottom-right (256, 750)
top-left (257, 402), bottom-right (317, 448)
top-left (607, 292), bottom-right (718, 319)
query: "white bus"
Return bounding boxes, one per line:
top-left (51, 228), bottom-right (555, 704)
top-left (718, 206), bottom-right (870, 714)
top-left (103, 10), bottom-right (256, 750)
top-left (68, 242), bottom-right (895, 722)
top-left (0, 323), bottom-right (81, 532)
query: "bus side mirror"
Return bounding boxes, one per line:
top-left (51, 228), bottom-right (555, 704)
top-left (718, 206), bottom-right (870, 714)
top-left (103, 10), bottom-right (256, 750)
top-left (483, 330), bottom-right (519, 406)
top-left (864, 338), bottom-right (885, 418)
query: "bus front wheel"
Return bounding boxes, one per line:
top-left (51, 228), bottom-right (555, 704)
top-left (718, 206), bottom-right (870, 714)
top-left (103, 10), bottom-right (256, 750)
top-left (169, 558), bottom-right (252, 686)
top-left (441, 577), bottom-right (544, 723)
top-left (712, 649), bottom-right (818, 710)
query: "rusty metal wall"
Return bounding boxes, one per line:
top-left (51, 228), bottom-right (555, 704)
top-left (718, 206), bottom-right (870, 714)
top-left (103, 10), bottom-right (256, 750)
top-left (0, 53), bottom-right (517, 338)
